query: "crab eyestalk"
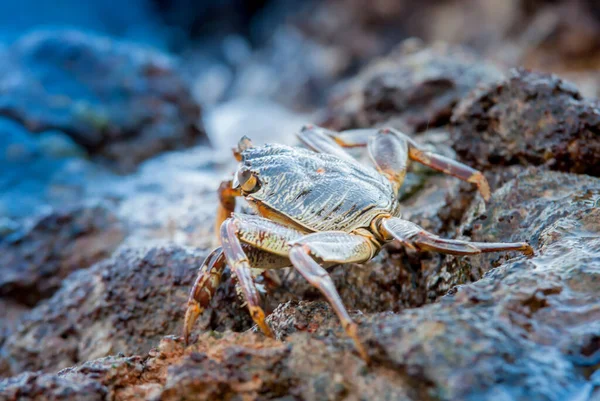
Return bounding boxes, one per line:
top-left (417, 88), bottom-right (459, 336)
top-left (232, 136), bottom-right (254, 161)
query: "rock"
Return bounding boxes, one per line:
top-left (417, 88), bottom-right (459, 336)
top-left (0, 246), bottom-right (217, 376)
top-left (0, 299), bottom-right (29, 344)
top-left (0, 29), bottom-right (207, 172)
top-left (515, 0), bottom-right (600, 73)
top-left (0, 117), bottom-right (109, 221)
top-left (319, 40), bottom-right (504, 132)
top-left (0, 371), bottom-right (107, 401)
top-left (437, 169), bottom-right (600, 291)
top-left (1, 169), bottom-right (597, 400)
top-left (0, 204), bottom-right (125, 306)
top-left (1, 334), bottom-right (411, 401)
top-left (451, 68), bottom-right (600, 176)
top-left (58, 353), bottom-right (165, 400)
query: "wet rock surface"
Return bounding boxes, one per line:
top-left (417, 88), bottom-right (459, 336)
top-left (0, 29), bottom-right (207, 172)
top-left (452, 68), bottom-right (600, 176)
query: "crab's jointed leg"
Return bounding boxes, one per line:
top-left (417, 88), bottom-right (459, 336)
top-left (183, 242), bottom-right (291, 343)
top-left (218, 215), bottom-right (304, 336)
top-left (184, 247), bottom-right (227, 344)
top-left (289, 231), bottom-right (378, 362)
top-left (297, 125), bottom-right (358, 163)
top-left (367, 128), bottom-right (410, 193)
top-left (185, 212), bottom-right (297, 342)
top-left (221, 219), bottom-right (272, 337)
top-left (380, 217), bottom-right (534, 256)
top-left (319, 126), bottom-right (491, 200)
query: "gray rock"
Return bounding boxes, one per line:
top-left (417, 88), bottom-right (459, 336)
top-left (0, 371), bottom-right (107, 401)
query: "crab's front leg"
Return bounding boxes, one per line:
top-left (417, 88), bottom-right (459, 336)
top-left (217, 214), bottom-right (304, 336)
top-left (289, 231), bottom-right (378, 362)
top-left (183, 243), bottom-right (290, 343)
top-left (220, 219), bottom-right (275, 336)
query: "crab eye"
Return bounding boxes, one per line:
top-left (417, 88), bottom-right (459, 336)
top-left (237, 167), bottom-right (260, 193)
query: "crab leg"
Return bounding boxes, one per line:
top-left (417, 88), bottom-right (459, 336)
top-left (297, 124), bottom-right (358, 162)
top-left (289, 232), bottom-right (377, 362)
top-left (183, 243), bottom-right (290, 343)
top-left (214, 137), bottom-right (257, 246)
top-left (219, 215), bottom-right (305, 337)
top-left (221, 220), bottom-right (271, 337)
top-left (324, 128), bottom-right (391, 148)
top-left (318, 126), bottom-right (491, 200)
top-left (184, 247), bottom-right (227, 344)
top-left (380, 217), bottom-right (534, 256)
top-left (367, 128), bottom-right (409, 193)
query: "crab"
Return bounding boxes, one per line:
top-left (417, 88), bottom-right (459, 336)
top-left (183, 125), bottom-right (533, 362)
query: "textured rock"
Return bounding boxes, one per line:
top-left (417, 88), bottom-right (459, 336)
top-left (319, 40), bottom-right (504, 132)
top-left (0, 371), bottom-right (107, 401)
top-left (0, 29), bottom-right (207, 172)
top-left (3, 169), bottom-right (596, 399)
top-left (0, 20), bottom-right (599, 401)
top-left (0, 204), bottom-right (125, 306)
top-left (265, 170), bottom-right (600, 401)
top-left (451, 68), bottom-right (600, 176)
top-left (0, 246), bottom-right (211, 376)
top-left (437, 169), bottom-right (600, 292)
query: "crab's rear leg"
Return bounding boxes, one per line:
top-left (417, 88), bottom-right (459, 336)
top-left (380, 217), bottom-right (533, 256)
top-left (297, 124), bottom-right (358, 163)
top-left (289, 232), bottom-right (378, 362)
top-left (184, 247), bottom-right (227, 344)
top-left (313, 125), bottom-right (491, 200)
